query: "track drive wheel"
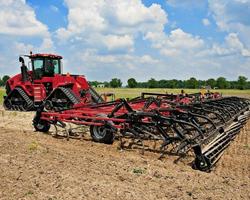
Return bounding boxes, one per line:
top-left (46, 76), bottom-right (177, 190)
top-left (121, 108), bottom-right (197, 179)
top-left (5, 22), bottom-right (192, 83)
top-left (3, 87), bottom-right (33, 111)
top-left (34, 119), bottom-right (51, 132)
top-left (44, 100), bottom-right (53, 111)
top-left (44, 87), bottom-right (80, 111)
top-left (3, 98), bottom-right (12, 110)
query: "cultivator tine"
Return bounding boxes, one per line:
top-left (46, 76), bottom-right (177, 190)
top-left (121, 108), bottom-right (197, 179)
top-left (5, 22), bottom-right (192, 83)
top-left (65, 128), bottom-right (70, 141)
top-left (118, 135), bottom-right (125, 150)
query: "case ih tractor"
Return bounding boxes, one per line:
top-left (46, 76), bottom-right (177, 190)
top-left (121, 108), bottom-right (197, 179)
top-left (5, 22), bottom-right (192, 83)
top-left (3, 53), bottom-right (103, 111)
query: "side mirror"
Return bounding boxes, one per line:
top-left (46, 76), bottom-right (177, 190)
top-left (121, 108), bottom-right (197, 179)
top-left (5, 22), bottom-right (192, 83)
top-left (19, 56), bottom-right (25, 64)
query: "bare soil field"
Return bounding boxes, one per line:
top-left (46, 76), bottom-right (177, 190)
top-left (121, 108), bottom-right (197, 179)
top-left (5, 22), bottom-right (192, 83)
top-left (0, 106), bottom-right (249, 200)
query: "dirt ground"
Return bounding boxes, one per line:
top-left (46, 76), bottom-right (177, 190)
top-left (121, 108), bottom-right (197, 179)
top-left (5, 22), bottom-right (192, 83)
top-left (0, 106), bottom-right (249, 200)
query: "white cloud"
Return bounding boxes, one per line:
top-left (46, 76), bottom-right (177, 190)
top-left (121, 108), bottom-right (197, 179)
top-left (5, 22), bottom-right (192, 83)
top-left (61, 48), bottom-right (162, 82)
top-left (78, 50), bottom-right (159, 66)
top-left (103, 35), bottom-right (134, 51)
top-left (165, 29), bottom-right (204, 49)
top-left (40, 38), bottom-right (54, 52)
top-left (14, 42), bottom-right (34, 53)
top-left (0, 0), bottom-right (54, 76)
top-left (208, 0), bottom-right (250, 48)
top-left (209, 33), bottom-right (250, 57)
top-left (108, 2), bottom-right (167, 27)
top-left (2, 0), bottom-right (248, 81)
top-left (56, 0), bottom-right (167, 52)
top-left (0, 0), bottom-right (53, 51)
top-left (146, 28), bottom-right (204, 56)
top-left (55, 0), bottom-right (250, 81)
top-left (0, 0), bottom-right (49, 37)
top-left (140, 55), bottom-right (159, 64)
top-left (55, 0), bottom-right (169, 80)
top-left (202, 18), bottom-right (211, 26)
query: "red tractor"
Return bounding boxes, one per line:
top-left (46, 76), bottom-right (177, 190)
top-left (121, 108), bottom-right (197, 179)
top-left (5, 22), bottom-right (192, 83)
top-left (3, 53), bottom-right (103, 111)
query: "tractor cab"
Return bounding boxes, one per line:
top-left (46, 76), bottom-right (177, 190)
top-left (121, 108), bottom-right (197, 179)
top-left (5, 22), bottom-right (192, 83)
top-left (29, 53), bottom-right (63, 80)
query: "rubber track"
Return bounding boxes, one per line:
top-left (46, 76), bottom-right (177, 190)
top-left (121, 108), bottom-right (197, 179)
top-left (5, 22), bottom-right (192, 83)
top-left (89, 86), bottom-right (104, 103)
top-left (45, 87), bottom-right (81, 111)
top-left (59, 87), bottom-right (81, 104)
top-left (3, 87), bottom-right (33, 111)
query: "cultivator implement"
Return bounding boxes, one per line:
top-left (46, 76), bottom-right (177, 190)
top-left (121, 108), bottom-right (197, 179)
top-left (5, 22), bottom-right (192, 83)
top-left (33, 94), bottom-right (250, 172)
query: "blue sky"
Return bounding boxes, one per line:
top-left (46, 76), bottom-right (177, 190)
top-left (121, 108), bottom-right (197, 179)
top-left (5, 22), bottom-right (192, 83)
top-left (0, 0), bottom-right (249, 82)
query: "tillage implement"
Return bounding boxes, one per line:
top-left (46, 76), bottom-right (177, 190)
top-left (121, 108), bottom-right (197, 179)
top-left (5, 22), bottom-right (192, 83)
top-left (33, 91), bottom-right (250, 171)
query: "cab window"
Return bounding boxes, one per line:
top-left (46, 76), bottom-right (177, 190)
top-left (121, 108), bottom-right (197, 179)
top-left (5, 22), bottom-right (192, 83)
top-left (52, 59), bottom-right (60, 74)
top-left (33, 59), bottom-right (44, 69)
top-left (32, 58), bottom-right (44, 79)
top-left (32, 58), bottom-right (61, 79)
top-left (44, 59), bottom-right (61, 75)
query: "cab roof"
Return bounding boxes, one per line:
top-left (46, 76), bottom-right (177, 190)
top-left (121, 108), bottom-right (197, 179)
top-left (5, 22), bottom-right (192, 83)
top-left (29, 53), bottom-right (63, 59)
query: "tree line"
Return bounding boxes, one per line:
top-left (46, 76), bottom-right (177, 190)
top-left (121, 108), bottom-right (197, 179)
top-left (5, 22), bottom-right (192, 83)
top-left (90, 76), bottom-right (250, 90)
top-left (0, 75), bottom-right (249, 90)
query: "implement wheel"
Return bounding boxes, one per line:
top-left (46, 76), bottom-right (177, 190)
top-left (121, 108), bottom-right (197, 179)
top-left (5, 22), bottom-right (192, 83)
top-left (34, 120), bottom-right (51, 132)
top-left (192, 145), bottom-right (212, 172)
top-left (193, 156), bottom-right (211, 172)
top-left (90, 125), bottom-right (114, 144)
top-left (90, 114), bottom-right (115, 144)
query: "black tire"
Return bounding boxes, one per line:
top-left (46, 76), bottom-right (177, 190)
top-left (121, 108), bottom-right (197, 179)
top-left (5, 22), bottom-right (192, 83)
top-left (90, 114), bottom-right (115, 144)
top-left (90, 125), bottom-right (114, 144)
top-left (192, 155), bottom-right (211, 172)
top-left (34, 120), bottom-right (51, 132)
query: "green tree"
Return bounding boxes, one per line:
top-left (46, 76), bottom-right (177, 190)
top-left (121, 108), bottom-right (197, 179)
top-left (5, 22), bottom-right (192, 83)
top-left (206, 78), bottom-right (216, 89)
top-left (2, 75), bottom-right (10, 86)
top-left (216, 77), bottom-right (228, 89)
top-left (0, 78), bottom-right (3, 86)
top-left (137, 82), bottom-right (148, 88)
top-left (89, 81), bottom-right (99, 87)
top-left (110, 78), bottom-right (122, 88)
top-left (147, 78), bottom-right (158, 88)
top-left (229, 81), bottom-right (238, 89)
top-left (237, 76), bottom-right (248, 90)
top-left (177, 80), bottom-right (184, 88)
top-left (186, 77), bottom-right (198, 89)
top-left (103, 81), bottom-right (109, 87)
top-left (168, 79), bottom-right (179, 88)
top-left (158, 80), bottom-right (167, 88)
top-left (198, 80), bottom-right (206, 88)
top-left (246, 81), bottom-right (250, 89)
top-left (127, 78), bottom-right (137, 88)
